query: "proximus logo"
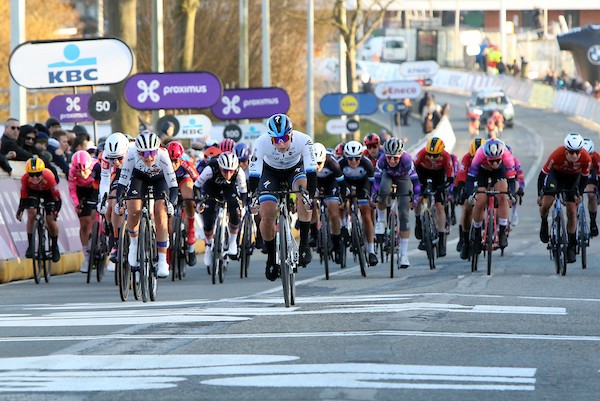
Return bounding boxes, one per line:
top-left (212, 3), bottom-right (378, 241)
top-left (137, 80), bottom-right (161, 103)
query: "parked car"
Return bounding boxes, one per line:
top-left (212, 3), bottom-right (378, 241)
top-left (466, 88), bottom-right (515, 128)
top-left (359, 36), bottom-right (408, 63)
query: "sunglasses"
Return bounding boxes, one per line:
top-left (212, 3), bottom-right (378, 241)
top-left (10, 126), bottom-right (19, 130)
top-left (25, 136), bottom-right (36, 141)
top-left (28, 172), bottom-right (42, 177)
top-left (386, 155), bottom-right (401, 161)
top-left (567, 150), bottom-right (581, 155)
top-left (366, 143), bottom-right (379, 149)
top-left (271, 133), bottom-right (291, 145)
top-left (347, 156), bottom-right (361, 161)
top-left (139, 150), bottom-right (158, 158)
top-left (488, 158), bottom-right (501, 164)
top-left (106, 156), bottom-right (124, 162)
top-left (220, 167), bottom-right (236, 173)
top-left (426, 153), bottom-right (441, 159)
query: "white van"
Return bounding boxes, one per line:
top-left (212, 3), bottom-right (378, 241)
top-left (360, 36), bottom-right (408, 63)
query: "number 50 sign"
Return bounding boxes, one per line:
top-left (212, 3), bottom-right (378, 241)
top-left (88, 92), bottom-right (119, 121)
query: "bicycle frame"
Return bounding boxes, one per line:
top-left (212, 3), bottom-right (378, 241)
top-left (549, 191), bottom-right (568, 276)
top-left (28, 197), bottom-right (54, 284)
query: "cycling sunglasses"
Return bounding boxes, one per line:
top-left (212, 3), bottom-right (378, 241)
top-left (347, 156), bottom-right (361, 161)
top-left (386, 155), bottom-right (401, 161)
top-left (106, 156), bottom-right (124, 162)
top-left (488, 158), bottom-right (502, 164)
top-left (138, 150), bottom-right (158, 158)
top-left (271, 133), bottom-right (291, 145)
top-left (366, 143), bottom-right (379, 149)
top-left (426, 153), bottom-right (441, 159)
top-left (28, 172), bottom-right (42, 177)
top-left (566, 149), bottom-right (581, 155)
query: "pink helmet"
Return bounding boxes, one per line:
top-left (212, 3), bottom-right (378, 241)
top-left (72, 150), bottom-right (93, 171)
top-left (219, 138), bottom-right (235, 153)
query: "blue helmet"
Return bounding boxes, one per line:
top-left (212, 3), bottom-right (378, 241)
top-left (233, 142), bottom-right (249, 162)
top-left (267, 114), bottom-right (293, 137)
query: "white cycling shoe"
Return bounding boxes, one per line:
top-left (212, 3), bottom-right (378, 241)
top-left (128, 240), bottom-right (138, 267)
top-left (204, 243), bottom-right (213, 266)
top-left (156, 259), bottom-right (169, 278)
top-left (400, 255), bottom-right (410, 269)
top-left (79, 252), bottom-right (90, 273)
top-left (375, 221), bottom-right (386, 235)
top-left (107, 261), bottom-right (116, 273)
top-left (227, 239), bottom-right (238, 256)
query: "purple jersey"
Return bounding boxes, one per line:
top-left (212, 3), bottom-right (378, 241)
top-left (373, 152), bottom-right (418, 192)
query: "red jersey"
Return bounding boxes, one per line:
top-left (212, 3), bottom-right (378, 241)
top-left (414, 148), bottom-right (454, 178)
top-left (20, 169), bottom-right (61, 201)
top-left (542, 146), bottom-right (591, 176)
top-left (455, 152), bottom-right (473, 185)
top-left (589, 151), bottom-right (600, 173)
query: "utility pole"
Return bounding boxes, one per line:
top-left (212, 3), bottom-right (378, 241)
top-left (152, 0), bottom-right (164, 123)
top-left (262, 0), bottom-right (271, 87)
top-left (306, 0), bottom-right (314, 138)
top-left (10, 0), bottom-right (26, 122)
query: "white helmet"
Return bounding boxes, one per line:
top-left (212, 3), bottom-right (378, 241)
top-left (104, 132), bottom-right (129, 159)
top-left (314, 143), bottom-right (327, 163)
top-left (217, 152), bottom-right (239, 171)
top-left (135, 130), bottom-right (160, 152)
top-left (344, 141), bottom-right (364, 158)
top-left (383, 137), bottom-right (404, 156)
top-left (582, 138), bottom-right (595, 154)
top-left (564, 132), bottom-right (584, 152)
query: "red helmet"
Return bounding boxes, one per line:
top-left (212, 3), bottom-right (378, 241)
top-left (334, 142), bottom-right (345, 156)
top-left (363, 132), bottom-right (380, 146)
top-left (219, 138), bottom-right (235, 153)
top-left (167, 141), bottom-right (185, 160)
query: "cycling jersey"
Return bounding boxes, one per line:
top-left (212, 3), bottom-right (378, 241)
top-left (339, 156), bottom-right (374, 201)
top-left (363, 148), bottom-right (384, 168)
top-left (373, 152), bottom-right (419, 193)
top-left (117, 146), bottom-right (178, 204)
top-left (317, 154), bottom-right (346, 197)
top-left (468, 147), bottom-right (516, 179)
top-left (414, 148), bottom-right (454, 177)
top-left (455, 152), bottom-right (473, 184)
top-left (175, 160), bottom-right (199, 184)
top-left (68, 158), bottom-right (98, 209)
top-left (541, 146), bottom-right (591, 176)
top-left (19, 169), bottom-right (61, 214)
top-left (195, 158), bottom-right (248, 198)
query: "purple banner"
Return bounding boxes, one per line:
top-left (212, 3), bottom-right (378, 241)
top-left (48, 94), bottom-right (93, 123)
top-left (123, 72), bottom-right (222, 110)
top-left (211, 87), bottom-right (290, 120)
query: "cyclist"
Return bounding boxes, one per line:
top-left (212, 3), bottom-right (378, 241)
top-left (334, 142), bottom-right (345, 162)
top-left (233, 142), bottom-right (250, 175)
top-left (373, 137), bottom-right (420, 268)
top-left (413, 137), bottom-right (454, 257)
top-left (168, 141), bottom-right (200, 266)
top-left (219, 138), bottom-right (236, 154)
top-left (69, 150), bottom-right (98, 272)
top-left (363, 132), bottom-right (384, 167)
top-left (115, 130), bottom-right (178, 278)
top-left (195, 152), bottom-right (247, 267)
top-left (339, 140), bottom-right (378, 266)
top-left (313, 142), bottom-right (346, 264)
top-left (248, 113), bottom-right (317, 281)
top-left (96, 132), bottom-right (130, 272)
top-left (490, 110), bottom-right (504, 136)
top-left (465, 139), bottom-right (515, 254)
top-left (454, 137), bottom-right (485, 259)
top-left (538, 133), bottom-right (592, 263)
top-left (505, 144), bottom-right (525, 225)
top-left (196, 140), bottom-right (221, 175)
top-left (582, 138), bottom-right (599, 236)
top-left (16, 156), bottom-right (61, 262)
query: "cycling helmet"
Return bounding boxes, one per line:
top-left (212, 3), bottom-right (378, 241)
top-left (313, 143), bottom-right (327, 163)
top-left (267, 114), bottom-right (293, 137)
top-left (334, 142), bottom-right (345, 156)
top-left (483, 139), bottom-right (505, 159)
top-left (469, 137), bottom-right (486, 157)
top-left (343, 141), bottom-right (364, 158)
top-left (564, 132), bottom-right (584, 151)
top-left (72, 150), bottom-right (93, 171)
top-left (135, 130), bottom-right (160, 152)
top-left (425, 137), bottom-right (445, 154)
top-left (167, 141), bottom-right (185, 160)
top-left (219, 138), bottom-right (236, 153)
top-left (363, 132), bottom-right (381, 146)
top-left (204, 146), bottom-right (221, 159)
top-left (217, 152), bottom-right (239, 171)
top-left (26, 155), bottom-right (45, 173)
top-left (582, 138), bottom-right (595, 154)
top-left (204, 139), bottom-right (219, 149)
top-left (104, 132), bottom-right (129, 159)
top-left (233, 142), bottom-right (249, 162)
top-left (383, 137), bottom-right (404, 156)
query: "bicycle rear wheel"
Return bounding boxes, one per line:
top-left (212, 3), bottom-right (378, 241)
top-left (96, 224), bottom-right (108, 283)
top-left (87, 220), bottom-right (100, 284)
top-left (149, 226), bottom-right (158, 302)
top-left (470, 226), bottom-right (479, 273)
top-left (170, 213), bottom-right (182, 281)
top-left (388, 212), bottom-right (397, 278)
top-left (279, 214), bottom-right (291, 307)
top-left (212, 216), bottom-right (222, 285)
top-left (320, 209), bottom-right (330, 280)
top-left (31, 219), bottom-right (43, 284)
top-left (486, 210), bottom-right (494, 276)
top-left (41, 227), bottom-right (51, 283)
top-left (558, 213), bottom-right (568, 276)
top-left (351, 210), bottom-right (367, 277)
top-left (239, 213), bottom-right (252, 278)
top-left (117, 221), bottom-right (131, 301)
top-left (422, 211), bottom-right (436, 270)
top-left (578, 207), bottom-right (587, 270)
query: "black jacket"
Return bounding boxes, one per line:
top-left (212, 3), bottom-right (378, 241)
top-left (0, 135), bottom-right (32, 161)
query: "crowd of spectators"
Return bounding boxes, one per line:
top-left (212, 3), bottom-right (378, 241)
top-left (0, 117), bottom-right (93, 181)
top-left (542, 70), bottom-right (600, 98)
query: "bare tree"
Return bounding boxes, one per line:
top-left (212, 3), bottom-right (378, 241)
top-left (173, 0), bottom-right (201, 71)
top-left (107, 0), bottom-right (138, 136)
top-left (331, 0), bottom-right (393, 93)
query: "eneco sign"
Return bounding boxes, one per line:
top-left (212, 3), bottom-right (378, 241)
top-left (374, 81), bottom-right (423, 100)
top-left (9, 38), bottom-right (133, 89)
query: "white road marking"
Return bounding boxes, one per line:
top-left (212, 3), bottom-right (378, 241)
top-left (0, 354), bottom-right (535, 392)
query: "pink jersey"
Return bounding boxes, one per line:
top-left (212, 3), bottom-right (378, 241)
top-left (468, 147), bottom-right (515, 180)
top-left (68, 158), bottom-right (98, 207)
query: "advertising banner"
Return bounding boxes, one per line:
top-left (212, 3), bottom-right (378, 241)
top-left (319, 92), bottom-right (378, 117)
top-left (174, 114), bottom-right (213, 139)
top-left (374, 80), bottom-right (423, 100)
top-left (211, 87), bottom-right (290, 120)
top-left (48, 94), bottom-right (93, 123)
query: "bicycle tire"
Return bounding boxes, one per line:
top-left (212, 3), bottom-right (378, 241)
top-left (170, 213), bottom-right (182, 281)
top-left (470, 226), bottom-right (479, 272)
top-left (339, 228), bottom-right (347, 269)
top-left (117, 221), bottom-right (131, 301)
top-left (87, 220), bottom-right (100, 284)
top-left (240, 213), bottom-right (252, 278)
top-left (279, 213), bottom-right (291, 307)
top-left (351, 210), bottom-right (367, 277)
top-left (96, 223), bottom-right (107, 283)
top-left (388, 212), bottom-right (397, 278)
top-left (552, 217), bottom-right (561, 275)
top-left (559, 211), bottom-right (568, 276)
top-left (212, 215), bottom-right (222, 285)
top-left (578, 207), bottom-right (587, 270)
top-left (149, 224), bottom-right (158, 302)
top-left (31, 219), bottom-right (43, 284)
top-left (138, 217), bottom-right (150, 302)
top-left (486, 209), bottom-right (494, 276)
top-left (320, 207), bottom-right (330, 280)
top-left (41, 223), bottom-right (51, 283)
top-left (422, 211), bottom-right (436, 270)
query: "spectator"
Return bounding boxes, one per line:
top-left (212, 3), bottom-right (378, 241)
top-left (71, 124), bottom-right (88, 137)
top-left (19, 125), bottom-right (59, 182)
top-left (71, 131), bottom-right (90, 154)
top-left (46, 117), bottom-right (62, 135)
top-left (49, 129), bottom-right (70, 178)
top-left (511, 59), bottom-right (521, 77)
top-left (497, 57), bottom-right (506, 75)
top-left (1, 118), bottom-right (31, 161)
top-left (158, 121), bottom-right (176, 144)
top-left (520, 56), bottom-right (528, 78)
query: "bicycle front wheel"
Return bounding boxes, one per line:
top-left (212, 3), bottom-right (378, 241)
top-left (149, 225), bottom-right (158, 302)
top-left (486, 210), bottom-right (494, 276)
top-left (320, 208), bottom-right (330, 280)
top-left (212, 216), bottom-right (223, 285)
top-left (351, 210), bottom-right (367, 277)
top-left (240, 213), bottom-right (252, 278)
top-left (558, 213), bottom-right (568, 276)
top-left (41, 226), bottom-right (51, 283)
top-left (31, 219), bottom-right (43, 284)
top-left (117, 222), bottom-right (131, 302)
top-left (87, 220), bottom-right (100, 284)
top-left (388, 212), bottom-right (397, 278)
top-left (279, 214), bottom-right (291, 307)
top-left (139, 217), bottom-right (150, 302)
top-left (422, 211), bottom-right (436, 270)
top-left (578, 208), bottom-right (587, 270)
top-left (170, 212), bottom-right (183, 281)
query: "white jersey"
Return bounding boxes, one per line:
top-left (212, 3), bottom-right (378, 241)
top-left (97, 142), bottom-right (134, 205)
top-left (248, 130), bottom-right (317, 178)
top-left (194, 163), bottom-right (248, 194)
top-left (118, 146), bottom-right (178, 189)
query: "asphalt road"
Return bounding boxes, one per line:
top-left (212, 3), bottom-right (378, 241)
top-left (1, 90), bottom-right (600, 401)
